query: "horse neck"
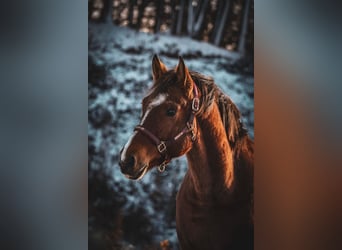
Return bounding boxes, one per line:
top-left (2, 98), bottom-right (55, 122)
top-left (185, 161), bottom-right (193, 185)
top-left (186, 102), bottom-right (235, 197)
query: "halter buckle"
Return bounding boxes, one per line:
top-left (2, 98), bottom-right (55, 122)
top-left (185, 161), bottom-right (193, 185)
top-left (157, 141), bottom-right (167, 153)
top-left (191, 130), bottom-right (196, 141)
top-left (158, 161), bottom-right (167, 172)
top-left (192, 97), bottom-right (200, 112)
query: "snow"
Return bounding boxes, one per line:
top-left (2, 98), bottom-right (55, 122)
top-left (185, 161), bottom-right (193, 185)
top-left (89, 22), bottom-right (253, 248)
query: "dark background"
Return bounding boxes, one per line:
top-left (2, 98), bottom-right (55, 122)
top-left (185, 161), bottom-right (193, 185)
top-left (0, 0), bottom-right (341, 250)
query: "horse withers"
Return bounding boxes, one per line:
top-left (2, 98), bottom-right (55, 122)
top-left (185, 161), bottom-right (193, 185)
top-left (119, 55), bottom-right (254, 249)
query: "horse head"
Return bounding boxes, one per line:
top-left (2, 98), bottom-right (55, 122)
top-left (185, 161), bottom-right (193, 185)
top-left (119, 55), bottom-right (199, 180)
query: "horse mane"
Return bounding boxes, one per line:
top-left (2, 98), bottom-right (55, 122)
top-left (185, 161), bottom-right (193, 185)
top-left (190, 71), bottom-right (248, 147)
top-left (150, 70), bottom-right (248, 147)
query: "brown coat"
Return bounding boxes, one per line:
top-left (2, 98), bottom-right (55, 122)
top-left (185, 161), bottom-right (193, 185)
top-left (176, 101), bottom-right (254, 250)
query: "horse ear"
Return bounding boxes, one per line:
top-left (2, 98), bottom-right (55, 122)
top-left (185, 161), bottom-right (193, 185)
top-left (152, 55), bottom-right (167, 81)
top-left (176, 56), bottom-right (193, 96)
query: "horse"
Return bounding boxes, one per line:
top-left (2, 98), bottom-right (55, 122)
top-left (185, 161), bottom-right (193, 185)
top-left (119, 55), bottom-right (254, 249)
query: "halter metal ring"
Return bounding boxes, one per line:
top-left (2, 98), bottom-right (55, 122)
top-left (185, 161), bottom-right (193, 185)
top-left (157, 141), bottom-right (167, 153)
top-left (187, 122), bottom-right (194, 130)
top-left (158, 162), bottom-right (167, 172)
top-left (191, 130), bottom-right (196, 141)
top-left (192, 97), bottom-right (200, 112)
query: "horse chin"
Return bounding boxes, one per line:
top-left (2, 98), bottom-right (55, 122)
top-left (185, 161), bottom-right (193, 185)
top-left (125, 164), bottom-right (149, 181)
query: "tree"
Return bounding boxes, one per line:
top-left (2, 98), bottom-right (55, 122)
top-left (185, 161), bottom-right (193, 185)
top-left (238, 0), bottom-right (251, 55)
top-left (187, 0), bottom-right (210, 38)
top-left (175, 0), bottom-right (186, 35)
top-left (101, 0), bottom-right (113, 23)
top-left (210, 0), bottom-right (231, 46)
top-left (155, 0), bottom-right (164, 32)
top-left (128, 0), bottom-right (137, 27)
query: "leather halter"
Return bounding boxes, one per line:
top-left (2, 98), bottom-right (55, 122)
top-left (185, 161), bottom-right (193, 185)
top-left (134, 83), bottom-right (200, 172)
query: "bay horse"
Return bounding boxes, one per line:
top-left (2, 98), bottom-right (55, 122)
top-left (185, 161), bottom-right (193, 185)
top-left (119, 55), bottom-right (254, 249)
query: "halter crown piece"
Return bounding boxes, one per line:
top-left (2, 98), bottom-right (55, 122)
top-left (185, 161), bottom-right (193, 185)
top-left (134, 83), bottom-right (200, 172)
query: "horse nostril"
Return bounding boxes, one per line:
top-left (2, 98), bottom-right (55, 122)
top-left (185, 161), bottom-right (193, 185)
top-left (119, 155), bottom-right (136, 174)
top-left (126, 155), bottom-right (135, 168)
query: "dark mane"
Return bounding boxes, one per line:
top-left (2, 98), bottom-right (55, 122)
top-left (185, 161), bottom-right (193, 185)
top-left (190, 71), bottom-right (248, 147)
top-left (149, 70), bottom-right (248, 147)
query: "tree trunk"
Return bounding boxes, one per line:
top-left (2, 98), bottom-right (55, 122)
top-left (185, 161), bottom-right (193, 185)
top-left (187, 0), bottom-right (194, 36)
top-left (89, 0), bottom-right (94, 20)
top-left (128, 0), bottom-right (136, 28)
top-left (187, 0), bottom-right (210, 38)
top-left (103, 0), bottom-right (113, 23)
top-left (176, 0), bottom-right (186, 35)
top-left (155, 0), bottom-right (164, 33)
top-left (170, 0), bottom-right (178, 34)
top-left (210, 0), bottom-right (224, 42)
top-left (211, 0), bottom-right (230, 46)
top-left (193, 0), bottom-right (209, 38)
top-left (136, 0), bottom-right (147, 30)
top-left (238, 0), bottom-right (251, 55)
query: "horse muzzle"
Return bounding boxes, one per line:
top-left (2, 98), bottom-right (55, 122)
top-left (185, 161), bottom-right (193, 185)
top-left (119, 153), bottom-right (149, 180)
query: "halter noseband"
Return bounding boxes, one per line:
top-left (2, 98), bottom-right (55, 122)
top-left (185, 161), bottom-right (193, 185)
top-left (134, 83), bottom-right (200, 172)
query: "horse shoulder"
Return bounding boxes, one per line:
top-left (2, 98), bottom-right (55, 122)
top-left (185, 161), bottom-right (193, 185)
top-left (176, 173), bottom-right (252, 249)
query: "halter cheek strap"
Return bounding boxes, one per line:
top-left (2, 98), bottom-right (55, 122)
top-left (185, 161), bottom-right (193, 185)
top-left (134, 83), bottom-right (200, 172)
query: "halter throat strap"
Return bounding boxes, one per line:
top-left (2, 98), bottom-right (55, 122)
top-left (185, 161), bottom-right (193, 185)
top-left (134, 83), bottom-right (200, 172)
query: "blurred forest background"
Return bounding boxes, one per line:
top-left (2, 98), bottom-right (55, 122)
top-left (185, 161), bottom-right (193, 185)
top-left (89, 0), bottom-right (253, 63)
top-left (89, 0), bottom-right (254, 249)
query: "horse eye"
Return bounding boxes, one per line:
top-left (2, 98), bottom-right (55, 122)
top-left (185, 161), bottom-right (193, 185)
top-left (166, 108), bottom-right (176, 117)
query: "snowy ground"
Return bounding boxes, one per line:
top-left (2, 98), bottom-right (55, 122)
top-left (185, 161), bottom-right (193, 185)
top-left (88, 22), bottom-right (254, 249)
